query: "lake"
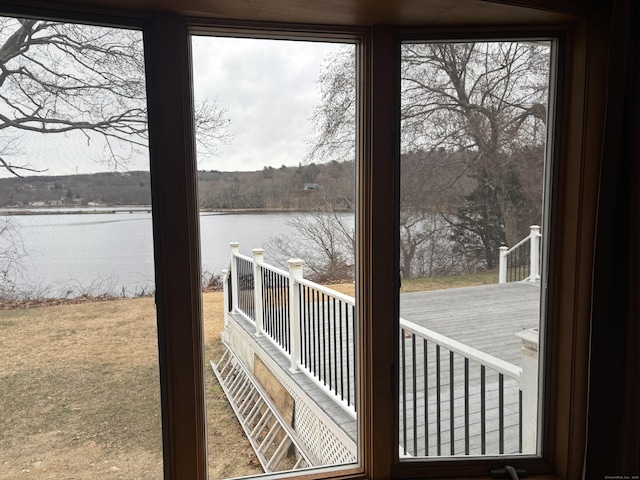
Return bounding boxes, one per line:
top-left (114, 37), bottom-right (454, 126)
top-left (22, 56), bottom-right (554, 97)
top-left (6, 210), bottom-right (305, 297)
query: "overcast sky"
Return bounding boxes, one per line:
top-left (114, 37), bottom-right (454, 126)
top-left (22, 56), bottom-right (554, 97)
top-left (192, 36), bottom-right (347, 172)
top-left (1, 36), bottom-right (348, 178)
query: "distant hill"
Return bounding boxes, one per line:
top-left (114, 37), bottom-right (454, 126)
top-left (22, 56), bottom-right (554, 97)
top-left (0, 171), bottom-right (152, 208)
top-left (0, 162), bottom-right (356, 211)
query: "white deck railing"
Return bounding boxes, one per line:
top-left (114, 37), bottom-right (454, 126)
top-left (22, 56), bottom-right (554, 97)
top-left (223, 243), bottom-right (539, 454)
top-left (227, 243), bottom-right (357, 414)
top-left (499, 225), bottom-right (542, 283)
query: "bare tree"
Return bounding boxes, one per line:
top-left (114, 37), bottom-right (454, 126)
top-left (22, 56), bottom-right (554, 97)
top-left (307, 46), bottom-right (357, 165)
top-left (0, 17), bottom-right (230, 176)
top-left (308, 41), bottom-right (550, 275)
top-left (266, 197), bottom-right (355, 283)
top-left (401, 41), bottom-right (549, 248)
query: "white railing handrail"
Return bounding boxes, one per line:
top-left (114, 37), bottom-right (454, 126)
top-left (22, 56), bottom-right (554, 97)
top-left (234, 251), bottom-right (254, 264)
top-left (232, 247), bottom-right (356, 305)
top-left (257, 260), bottom-right (289, 278)
top-left (504, 231), bottom-right (534, 255)
top-left (400, 317), bottom-right (522, 380)
top-left (297, 277), bottom-right (356, 306)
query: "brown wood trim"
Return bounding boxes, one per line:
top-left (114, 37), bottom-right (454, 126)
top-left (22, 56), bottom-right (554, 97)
top-left (549, 3), bottom-right (610, 478)
top-left (1, 0), bottom-right (581, 28)
top-left (483, 0), bottom-right (587, 16)
top-left (362, 25), bottom-right (399, 480)
top-left (186, 16), bottom-right (369, 39)
top-left (144, 13), bottom-right (207, 480)
top-left (0, 0), bottom-right (150, 24)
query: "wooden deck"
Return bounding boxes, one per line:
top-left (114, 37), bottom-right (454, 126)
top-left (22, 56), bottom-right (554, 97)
top-left (224, 281), bottom-right (541, 459)
top-left (401, 281), bottom-right (540, 368)
top-left (399, 281), bottom-right (540, 456)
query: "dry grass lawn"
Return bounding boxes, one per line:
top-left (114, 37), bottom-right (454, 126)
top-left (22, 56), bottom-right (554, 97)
top-left (0, 292), bottom-right (262, 479)
top-left (0, 284), bottom-right (355, 479)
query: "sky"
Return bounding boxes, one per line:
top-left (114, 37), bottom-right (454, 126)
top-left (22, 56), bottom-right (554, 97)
top-left (1, 35), bottom-right (349, 178)
top-left (192, 36), bottom-right (347, 173)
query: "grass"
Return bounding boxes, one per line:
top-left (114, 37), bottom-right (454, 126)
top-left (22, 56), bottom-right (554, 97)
top-left (400, 269), bottom-right (498, 292)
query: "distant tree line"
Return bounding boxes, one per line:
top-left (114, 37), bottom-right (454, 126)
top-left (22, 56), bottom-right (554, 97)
top-left (0, 171), bottom-right (152, 207)
top-left (0, 161), bottom-right (356, 210)
top-left (197, 161), bottom-right (355, 211)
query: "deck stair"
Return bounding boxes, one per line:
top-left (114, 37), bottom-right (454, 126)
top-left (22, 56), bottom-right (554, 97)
top-left (211, 346), bottom-right (317, 473)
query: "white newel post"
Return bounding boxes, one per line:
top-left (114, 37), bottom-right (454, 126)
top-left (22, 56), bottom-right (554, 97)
top-left (499, 246), bottom-right (509, 283)
top-left (529, 225), bottom-right (541, 282)
top-left (252, 248), bottom-right (265, 336)
top-left (221, 268), bottom-right (229, 328)
top-left (516, 328), bottom-right (539, 453)
top-left (288, 258), bottom-right (304, 373)
top-left (221, 268), bottom-right (230, 344)
top-left (230, 242), bottom-right (240, 313)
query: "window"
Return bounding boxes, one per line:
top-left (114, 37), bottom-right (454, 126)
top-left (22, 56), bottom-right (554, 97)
top-left (397, 38), bottom-right (554, 460)
top-left (191, 34), bottom-right (359, 477)
top-left (0, 16), bottom-right (163, 477)
top-left (2, 2), bottom-right (621, 479)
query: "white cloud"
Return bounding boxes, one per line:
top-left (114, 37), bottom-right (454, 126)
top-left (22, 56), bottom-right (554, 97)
top-left (192, 36), bottom-right (349, 172)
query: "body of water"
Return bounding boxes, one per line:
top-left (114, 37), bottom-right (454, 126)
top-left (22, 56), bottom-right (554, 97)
top-left (7, 211), bottom-right (302, 296)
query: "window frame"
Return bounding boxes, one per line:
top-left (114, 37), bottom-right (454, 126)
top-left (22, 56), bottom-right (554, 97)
top-left (372, 21), bottom-right (599, 479)
top-left (0, 3), bottom-right (606, 479)
top-left (389, 29), bottom-right (562, 474)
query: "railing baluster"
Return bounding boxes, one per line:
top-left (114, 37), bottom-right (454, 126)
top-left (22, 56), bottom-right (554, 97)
top-left (266, 271), bottom-right (272, 337)
top-left (322, 293), bottom-right (327, 385)
top-left (450, 350), bottom-right (454, 455)
top-left (519, 389), bottom-right (523, 453)
top-left (261, 270), bottom-right (266, 331)
top-left (436, 345), bottom-right (441, 456)
top-left (481, 365), bottom-right (486, 455)
top-left (279, 273), bottom-right (284, 344)
top-left (401, 327), bottom-right (407, 456)
top-left (499, 373), bottom-right (505, 454)
top-left (464, 357), bottom-right (469, 455)
top-left (346, 304), bottom-right (352, 408)
top-left (316, 290), bottom-right (321, 377)
top-left (424, 339), bottom-right (429, 456)
top-left (272, 272), bottom-right (278, 341)
top-left (299, 286), bottom-right (304, 364)
top-left (278, 273), bottom-right (284, 343)
top-left (275, 275), bottom-right (279, 342)
top-left (282, 275), bottom-right (288, 349)
top-left (311, 289), bottom-right (316, 374)
top-left (333, 298), bottom-right (338, 401)
top-left (412, 333), bottom-right (417, 456)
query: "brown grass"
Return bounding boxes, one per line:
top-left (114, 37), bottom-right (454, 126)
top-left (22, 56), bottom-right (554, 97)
top-left (0, 292), bottom-right (262, 479)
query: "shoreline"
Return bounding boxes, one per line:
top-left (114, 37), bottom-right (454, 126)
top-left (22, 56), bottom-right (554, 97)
top-left (0, 206), bottom-right (353, 216)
